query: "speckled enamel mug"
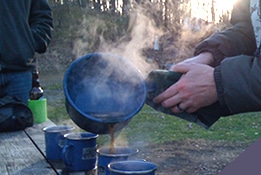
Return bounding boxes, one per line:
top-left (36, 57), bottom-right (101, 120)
top-left (43, 125), bottom-right (75, 162)
top-left (97, 147), bottom-right (139, 175)
top-left (108, 160), bottom-right (157, 175)
top-left (62, 132), bottom-right (98, 172)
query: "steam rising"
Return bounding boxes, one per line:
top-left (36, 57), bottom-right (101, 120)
top-left (72, 2), bottom-right (218, 77)
top-left (70, 1), bottom-right (220, 146)
top-left (72, 3), bottom-right (164, 76)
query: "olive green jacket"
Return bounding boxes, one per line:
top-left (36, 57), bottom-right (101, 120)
top-left (194, 0), bottom-right (261, 115)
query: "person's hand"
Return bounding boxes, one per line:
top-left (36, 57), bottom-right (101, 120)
top-left (153, 62), bottom-right (218, 113)
top-left (169, 52), bottom-right (215, 70)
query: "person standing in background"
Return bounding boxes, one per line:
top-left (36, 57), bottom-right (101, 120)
top-left (0, 0), bottom-right (53, 105)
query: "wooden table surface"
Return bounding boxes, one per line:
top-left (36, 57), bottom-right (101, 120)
top-left (0, 120), bottom-right (59, 175)
top-left (0, 120), bottom-right (98, 175)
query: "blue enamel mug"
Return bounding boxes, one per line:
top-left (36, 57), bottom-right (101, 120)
top-left (97, 147), bottom-right (139, 175)
top-left (108, 160), bottom-right (157, 175)
top-left (43, 125), bottom-right (75, 162)
top-left (62, 132), bottom-right (98, 172)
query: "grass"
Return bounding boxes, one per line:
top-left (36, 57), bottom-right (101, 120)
top-left (45, 81), bottom-right (261, 146)
top-left (47, 93), bottom-right (261, 147)
top-left (121, 105), bottom-right (261, 145)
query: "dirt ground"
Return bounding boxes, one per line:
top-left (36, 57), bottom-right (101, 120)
top-left (134, 139), bottom-right (249, 175)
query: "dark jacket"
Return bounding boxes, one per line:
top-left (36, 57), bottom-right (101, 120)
top-left (194, 0), bottom-right (261, 115)
top-left (0, 0), bottom-right (53, 71)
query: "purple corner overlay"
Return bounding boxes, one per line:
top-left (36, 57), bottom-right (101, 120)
top-left (219, 137), bottom-right (261, 175)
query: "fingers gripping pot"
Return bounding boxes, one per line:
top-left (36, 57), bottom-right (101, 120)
top-left (63, 53), bottom-right (146, 134)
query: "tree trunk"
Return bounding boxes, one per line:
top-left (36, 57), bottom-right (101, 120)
top-left (111, 0), bottom-right (116, 13)
top-left (122, 0), bottom-right (129, 15)
top-left (211, 0), bottom-right (215, 23)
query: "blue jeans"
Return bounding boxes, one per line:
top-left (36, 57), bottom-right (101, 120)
top-left (0, 71), bottom-right (32, 105)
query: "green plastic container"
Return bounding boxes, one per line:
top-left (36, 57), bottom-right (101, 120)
top-left (28, 98), bottom-right (47, 123)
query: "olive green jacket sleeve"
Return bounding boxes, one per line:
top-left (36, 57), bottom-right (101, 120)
top-left (194, 0), bottom-right (261, 114)
top-left (214, 54), bottom-right (261, 114)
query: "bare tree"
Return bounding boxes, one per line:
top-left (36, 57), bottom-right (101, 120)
top-left (111, 0), bottom-right (116, 13)
top-left (211, 0), bottom-right (215, 23)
